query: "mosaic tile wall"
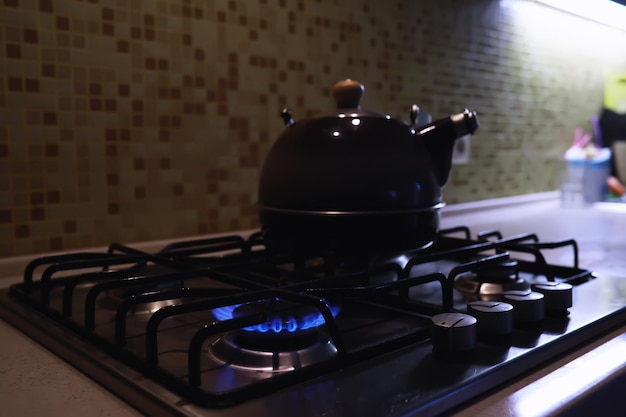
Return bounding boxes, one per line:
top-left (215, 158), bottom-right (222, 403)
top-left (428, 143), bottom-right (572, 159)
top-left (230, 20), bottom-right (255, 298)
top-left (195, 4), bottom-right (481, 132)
top-left (2, 0), bottom-right (626, 256)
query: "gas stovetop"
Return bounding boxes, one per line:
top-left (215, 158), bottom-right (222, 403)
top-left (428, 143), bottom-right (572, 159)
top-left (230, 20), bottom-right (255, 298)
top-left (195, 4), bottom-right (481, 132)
top-left (1, 226), bottom-right (626, 417)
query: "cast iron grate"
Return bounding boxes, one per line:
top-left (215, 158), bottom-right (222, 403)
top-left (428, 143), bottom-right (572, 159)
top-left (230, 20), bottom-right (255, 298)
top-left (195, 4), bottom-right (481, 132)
top-left (6, 227), bottom-right (592, 407)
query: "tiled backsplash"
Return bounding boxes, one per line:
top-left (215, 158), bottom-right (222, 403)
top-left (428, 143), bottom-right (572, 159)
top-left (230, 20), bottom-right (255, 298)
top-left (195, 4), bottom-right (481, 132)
top-left (2, 0), bottom-right (626, 256)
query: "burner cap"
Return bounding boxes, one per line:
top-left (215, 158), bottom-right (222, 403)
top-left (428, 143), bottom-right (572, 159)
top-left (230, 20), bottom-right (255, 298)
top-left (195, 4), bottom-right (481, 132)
top-left (208, 332), bottom-right (338, 372)
top-left (453, 260), bottom-right (529, 300)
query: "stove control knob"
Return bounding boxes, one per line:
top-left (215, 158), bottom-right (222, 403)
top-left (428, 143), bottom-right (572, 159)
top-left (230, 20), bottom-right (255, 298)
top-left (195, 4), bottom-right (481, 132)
top-left (431, 312), bottom-right (477, 354)
top-left (531, 282), bottom-right (573, 311)
top-left (467, 300), bottom-right (514, 336)
top-left (502, 290), bottom-right (545, 322)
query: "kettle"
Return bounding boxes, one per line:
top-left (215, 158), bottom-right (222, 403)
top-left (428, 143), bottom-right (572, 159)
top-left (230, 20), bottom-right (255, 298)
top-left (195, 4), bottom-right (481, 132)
top-left (258, 79), bottom-right (479, 258)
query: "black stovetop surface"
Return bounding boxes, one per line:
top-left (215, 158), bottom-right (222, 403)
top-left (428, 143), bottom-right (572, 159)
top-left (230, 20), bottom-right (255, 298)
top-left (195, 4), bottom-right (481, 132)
top-left (2, 227), bottom-right (626, 417)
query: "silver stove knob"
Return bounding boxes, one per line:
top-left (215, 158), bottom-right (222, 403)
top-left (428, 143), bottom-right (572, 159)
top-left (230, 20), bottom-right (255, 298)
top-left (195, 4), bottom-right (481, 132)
top-left (532, 282), bottom-right (573, 311)
top-left (502, 290), bottom-right (545, 322)
top-left (467, 300), bottom-right (514, 336)
top-left (431, 312), bottom-right (477, 354)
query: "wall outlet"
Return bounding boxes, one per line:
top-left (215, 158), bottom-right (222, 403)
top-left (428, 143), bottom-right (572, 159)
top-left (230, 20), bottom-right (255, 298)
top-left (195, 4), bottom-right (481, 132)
top-left (452, 134), bottom-right (470, 164)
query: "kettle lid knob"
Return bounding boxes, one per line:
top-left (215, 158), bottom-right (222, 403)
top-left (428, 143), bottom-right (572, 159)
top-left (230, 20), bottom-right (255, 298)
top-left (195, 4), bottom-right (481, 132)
top-left (332, 79), bottom-right (364, 110)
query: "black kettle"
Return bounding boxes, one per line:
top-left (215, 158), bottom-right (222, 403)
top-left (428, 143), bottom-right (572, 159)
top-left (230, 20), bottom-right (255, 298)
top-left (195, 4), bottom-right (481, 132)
top-left (258, 79), bottom-right (479, 257)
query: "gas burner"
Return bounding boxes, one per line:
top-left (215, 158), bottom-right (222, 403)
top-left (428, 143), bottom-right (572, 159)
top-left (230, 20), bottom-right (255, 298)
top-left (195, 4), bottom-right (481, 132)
top-left (454, 259), bottom-right (530, 300)
top-left (208, 299), bottom-right (340, 371)
top-left (208, 332), bottom-right (338, 372)
top-left (212, 299), bottom-right (341, 335)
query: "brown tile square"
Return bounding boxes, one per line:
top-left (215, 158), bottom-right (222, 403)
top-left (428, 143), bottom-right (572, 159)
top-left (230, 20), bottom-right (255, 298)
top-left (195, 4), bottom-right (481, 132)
top-left (173, 184), bottom-right (184, 196)
top-left (41, 63), bottom-right (55, 77)
top-left (15, 224), bottom-right (30, 238)
top-left (43, 112), bottom-right (57, 125)
top-left (47, 190), bottom-right (60, 204)
top-left (89, 83), bottom-right (102, 95)
top-left (49, 237), bottom-right (62, 250)
top-left (56, 16), bottom-right (70, 30)
top-left (105, 129), bottom-right (117, 141)
top-left (119, 129), bottom-right (131, 141)
top-left (145, 57), bottom-right (155, 70)
top-left (44, 143), bottom-right (59, 156)
top-left (6, 44), bottom-right (21, 58)
top-left (118, 83), bottom-right (130, 96)
top-left (144, 14), bottom-right (155, 26)
top-left (31, 192), bottom-right (44, 205)
top-left (159, 158), bottom-right (170, 169)
top-left (102, 7), bottom-right (114, 20)
top-left (39, 0), bottom-right (53, 12)
top-left (106, 144), bottom-right (117, 156)
top-left (23, 29), bottom-right (38, 43)
top-left (24, 78), bottom-right (40, 92)
top-left (7, 77), bottom-right (22, 91)
top-left (102, 23), bottom-right (115, 36)
top-left (134, 186), bottom-right (146, 199)
top-left (90, 98), bottom-right (102, 111)
top-left (133, 158), bottom-right (145, 170)
top-left (107, 173), bottom-right (118, 185)
top-left (31, 207), bottom-right (45, 221)
top-left (63, 220), bottom-right (77, 233)
top-left (104, 99), bottom-right (117, 112)
top-left (0, 210), bottom-right (12, 223)
top-left (130, 26), bottom-right (142, 39)
top-left (117, 40), bottom-right (129, 53)
top-left (77, 159), bottom-right (89, 171)
top-left (108, 203), bottom-right (119, 215)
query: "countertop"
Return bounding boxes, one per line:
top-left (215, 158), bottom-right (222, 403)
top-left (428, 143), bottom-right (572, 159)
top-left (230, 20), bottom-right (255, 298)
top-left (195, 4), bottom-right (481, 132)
top-left (2, 191), bottom-right (626, 417)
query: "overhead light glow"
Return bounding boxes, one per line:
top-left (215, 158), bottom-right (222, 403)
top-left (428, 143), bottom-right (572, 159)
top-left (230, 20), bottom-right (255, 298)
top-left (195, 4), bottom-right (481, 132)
top-left (535, 0), bottom-right (626, 31)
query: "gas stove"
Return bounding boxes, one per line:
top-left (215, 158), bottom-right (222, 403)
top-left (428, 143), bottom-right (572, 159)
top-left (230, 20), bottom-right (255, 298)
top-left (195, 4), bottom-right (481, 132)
top-left (1, 225), bottom-right (626, 417)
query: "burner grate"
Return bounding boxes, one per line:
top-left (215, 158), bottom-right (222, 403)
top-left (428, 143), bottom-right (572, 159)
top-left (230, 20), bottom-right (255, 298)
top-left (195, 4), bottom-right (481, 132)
top-left (2, 226), bottom-right (601, 410)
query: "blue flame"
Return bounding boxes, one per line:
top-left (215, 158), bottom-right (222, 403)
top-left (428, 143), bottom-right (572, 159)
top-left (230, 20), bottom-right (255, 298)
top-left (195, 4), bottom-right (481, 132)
top-left (212, 301), bottom-right (340, 334)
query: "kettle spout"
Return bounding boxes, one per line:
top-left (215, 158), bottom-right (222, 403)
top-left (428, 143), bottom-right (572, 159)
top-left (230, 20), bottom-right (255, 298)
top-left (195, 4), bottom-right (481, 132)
top-left (416, 109), bottom-right (479, 186)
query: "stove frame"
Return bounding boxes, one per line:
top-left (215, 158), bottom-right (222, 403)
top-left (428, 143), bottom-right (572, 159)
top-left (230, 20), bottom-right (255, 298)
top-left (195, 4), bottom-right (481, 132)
top-left (1, 226), bottom-right (625, 417)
